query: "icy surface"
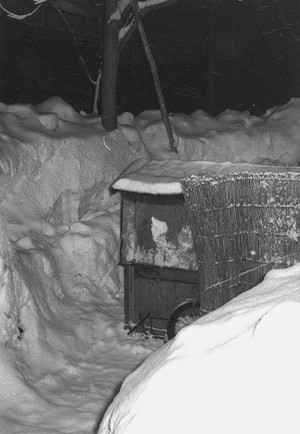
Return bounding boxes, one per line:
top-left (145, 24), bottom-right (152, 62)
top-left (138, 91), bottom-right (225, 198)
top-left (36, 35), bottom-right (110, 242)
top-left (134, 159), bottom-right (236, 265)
top-left (0, 96), bottom-right (298, 433)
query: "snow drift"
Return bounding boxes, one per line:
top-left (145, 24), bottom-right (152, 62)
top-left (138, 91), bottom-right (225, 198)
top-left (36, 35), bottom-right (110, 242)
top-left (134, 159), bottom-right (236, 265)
top-left (0, 97), bottom-right (145, 228)
top-left (99, 264), bottom-right (300, 434)
top-left (132, 98), bottom-right (300, 165)
top-left (0, 95), bottom-right (144, 350)
top-left (0, 97), bottom-right (150, 431)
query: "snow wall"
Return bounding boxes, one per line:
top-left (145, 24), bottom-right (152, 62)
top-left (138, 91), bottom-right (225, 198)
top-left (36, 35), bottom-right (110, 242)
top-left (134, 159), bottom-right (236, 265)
top-left (0, 97), bottom-right (147, 409)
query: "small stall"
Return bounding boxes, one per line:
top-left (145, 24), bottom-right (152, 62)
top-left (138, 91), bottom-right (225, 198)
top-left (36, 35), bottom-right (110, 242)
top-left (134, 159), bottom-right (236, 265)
top-left (114, 158), bottom-right (300, 336)
top-left (114, 159), bottom-right (202, 336)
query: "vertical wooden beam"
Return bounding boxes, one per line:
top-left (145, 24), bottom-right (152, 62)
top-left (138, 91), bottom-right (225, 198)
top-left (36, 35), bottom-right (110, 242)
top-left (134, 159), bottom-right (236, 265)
top-left (124, 265), bottom-right (135, 324)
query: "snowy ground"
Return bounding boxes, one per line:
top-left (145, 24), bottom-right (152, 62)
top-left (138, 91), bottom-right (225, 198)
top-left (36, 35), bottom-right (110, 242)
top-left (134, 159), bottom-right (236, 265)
top-left (0, 97), bottom-right (299, 433)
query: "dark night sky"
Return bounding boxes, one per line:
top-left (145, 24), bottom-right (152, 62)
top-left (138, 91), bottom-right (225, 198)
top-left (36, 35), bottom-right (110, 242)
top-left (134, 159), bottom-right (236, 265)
top-left (118, 0), bottom-right (300, 115)
top-left (1, 0), bottom-right (300, 116)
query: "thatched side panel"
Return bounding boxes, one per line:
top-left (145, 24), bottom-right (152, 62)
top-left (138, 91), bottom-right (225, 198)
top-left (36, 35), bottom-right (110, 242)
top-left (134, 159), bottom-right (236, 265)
top-left (181, 171), bottom-right (300, 312)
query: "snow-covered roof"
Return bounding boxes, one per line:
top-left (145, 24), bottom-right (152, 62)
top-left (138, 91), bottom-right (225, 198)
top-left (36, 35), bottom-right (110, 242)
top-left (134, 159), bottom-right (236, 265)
top-left (113, 158), bottom-right (300, 195)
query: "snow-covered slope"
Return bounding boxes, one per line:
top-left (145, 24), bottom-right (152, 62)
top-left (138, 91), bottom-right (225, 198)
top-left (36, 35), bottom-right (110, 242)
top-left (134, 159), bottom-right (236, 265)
top-left (0, 97), bottom-right (161, 433)
top-left (99, 264), bottom-right (300, 434)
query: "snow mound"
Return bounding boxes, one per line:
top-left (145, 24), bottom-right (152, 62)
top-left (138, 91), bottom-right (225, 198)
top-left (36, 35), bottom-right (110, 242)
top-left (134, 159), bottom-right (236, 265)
top-left (99, 263), bottom-right (300, 434)
top-left (0, 97), bottom-right (153, 431)
top-left (0, 97), bottom-right (144, 228)
top-left (0, 97), bottom-right (143, 366)
top-left (132, 98), bottom-right (300, 165)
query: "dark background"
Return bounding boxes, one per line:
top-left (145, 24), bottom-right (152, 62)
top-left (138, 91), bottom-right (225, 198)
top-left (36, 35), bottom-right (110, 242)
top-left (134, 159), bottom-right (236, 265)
top-left (1, 0), bottom-right (299, 116)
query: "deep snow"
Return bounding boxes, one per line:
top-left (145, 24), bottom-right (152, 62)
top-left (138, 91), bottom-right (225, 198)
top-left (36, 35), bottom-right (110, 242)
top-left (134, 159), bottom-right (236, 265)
top-left (0, 96), bottom-right (299, 433)
top-left (100, 264), bottom-right (300, 434)
top-left (0, 97), bottom-right (161, 433)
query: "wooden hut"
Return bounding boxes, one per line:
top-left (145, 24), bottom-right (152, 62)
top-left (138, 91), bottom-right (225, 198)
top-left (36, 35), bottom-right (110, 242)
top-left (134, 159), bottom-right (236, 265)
top-left (114, 159), bottom-right (202, 336)
top-left (114, 159), bottom-right (300, 336)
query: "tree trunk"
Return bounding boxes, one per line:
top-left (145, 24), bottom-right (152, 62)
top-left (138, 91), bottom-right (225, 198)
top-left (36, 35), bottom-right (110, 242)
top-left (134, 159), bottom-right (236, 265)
top-left (0, 10), bottom-right (5, 97)
top-left (101, 0), bottom-right (119, 131)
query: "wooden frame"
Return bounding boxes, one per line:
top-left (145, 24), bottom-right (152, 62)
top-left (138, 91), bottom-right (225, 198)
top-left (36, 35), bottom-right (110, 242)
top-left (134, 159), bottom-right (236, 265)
top-left (120, 191), bottom-right (201, 334)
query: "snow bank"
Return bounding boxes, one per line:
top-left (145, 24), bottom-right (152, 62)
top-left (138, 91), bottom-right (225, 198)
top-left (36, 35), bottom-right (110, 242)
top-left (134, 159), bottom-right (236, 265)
top-left (173, 98), bottom-right (300, 165)
top-left (130, 98), bottom-right (300, 165)
top-left (99, 263), bottom-right (300, 434)
top-left (0, 97), bottom-right (153, 431)
top-left (0, 97), bottom-right (145, 228)
top-left (0, 96), bottom-right (147, 374)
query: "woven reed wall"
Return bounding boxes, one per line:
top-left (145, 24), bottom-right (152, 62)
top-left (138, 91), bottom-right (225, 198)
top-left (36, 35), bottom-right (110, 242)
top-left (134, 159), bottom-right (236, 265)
top-left (181, 171), bottom-right (300, 312)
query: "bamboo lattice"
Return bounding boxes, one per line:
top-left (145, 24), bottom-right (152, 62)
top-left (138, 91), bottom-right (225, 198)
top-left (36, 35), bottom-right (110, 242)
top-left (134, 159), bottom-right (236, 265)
top-left (181, 171), bottom-right (300, 312)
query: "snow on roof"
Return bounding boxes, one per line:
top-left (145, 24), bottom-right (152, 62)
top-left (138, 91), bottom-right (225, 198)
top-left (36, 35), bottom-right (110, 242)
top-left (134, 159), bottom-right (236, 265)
top-left (113, 158), bottom-right (300, 195)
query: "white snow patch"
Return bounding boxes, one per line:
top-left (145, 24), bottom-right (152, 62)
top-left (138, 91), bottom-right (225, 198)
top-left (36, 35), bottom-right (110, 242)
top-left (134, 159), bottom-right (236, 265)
top-left (150, 216), bottom-right (168, 242)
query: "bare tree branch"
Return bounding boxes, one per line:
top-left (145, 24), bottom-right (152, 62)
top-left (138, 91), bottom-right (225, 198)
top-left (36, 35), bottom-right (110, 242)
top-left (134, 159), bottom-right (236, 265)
top-left (256, 0), bottom-right (300, 43)
top-left (49, 0), bottom-right (98, 85)
top-left (0, 1), bottom-right (44, 19)
top-left (119, 0), bottom-right (179, 50)
top-left (276, 0), bottom-right (300, 42)
top-left (130, 0), bottom-right (176, 151)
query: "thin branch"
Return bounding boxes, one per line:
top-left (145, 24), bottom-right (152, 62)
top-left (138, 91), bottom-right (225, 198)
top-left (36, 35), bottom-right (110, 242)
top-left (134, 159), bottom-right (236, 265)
top-left (254, 0), bottom-right (272, 12)
top-left (259, 0), bottom-right (300, 43)
top-left (0, 2), bottom-right (44, 20)
top-left (49, 0), bottom-right (98, 85)
top-left (119, 0), bottom-right (178, 49)
top-left (92, 66), bottom-right (102, 113)
top-left (276, 3), bottom-right (300, 42)
top-left (262, 25), bottom-right (285, 36)
top-left (130, 0), bottom-right (176, 152)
